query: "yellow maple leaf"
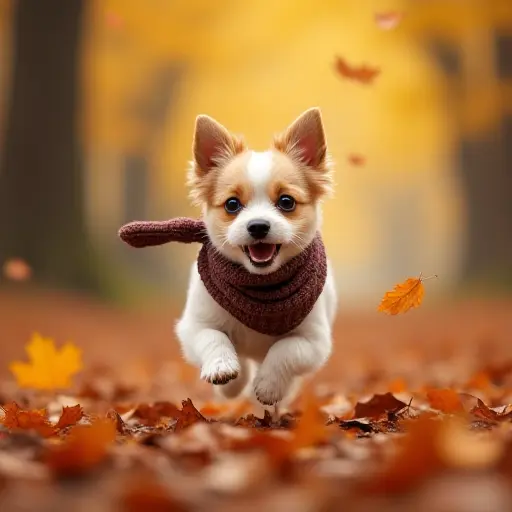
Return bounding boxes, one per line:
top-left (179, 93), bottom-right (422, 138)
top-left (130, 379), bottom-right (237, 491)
top-left (9, 333), bottom-right (83, 390)
top-left (378, 274), bottom-right (437, 315)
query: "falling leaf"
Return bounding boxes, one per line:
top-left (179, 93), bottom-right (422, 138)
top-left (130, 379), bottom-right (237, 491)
top-left (378, 274), bottom-right (436, 315)
top-left (9, 333), bottom-right (83, 390)
top-left (105, 9), bottom-right (124, 29)
top-left (348, 154), bottom-right (366, 166)
top-left (1, 402), bottom-right (56, 438)
top-left (2, 258), bottom-right (32, 281)
top-left (354, 392), bottom-right (407, 419)
top-left (174, 399), bottom-right (207, 432)
top-left (374, 11), bottom-right (403, 30)
top-left (334, 56), bottom-right (380, 84)
top-left (427, 389), bottom-right (464, 414)
top-left (46, 418), bottom-right (116, 476)
top-left (55, 405), bottom-right (84, 430)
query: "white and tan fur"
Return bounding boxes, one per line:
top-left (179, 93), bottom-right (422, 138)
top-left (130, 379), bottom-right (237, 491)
top-left (175, 108), bottom-right (337, 406)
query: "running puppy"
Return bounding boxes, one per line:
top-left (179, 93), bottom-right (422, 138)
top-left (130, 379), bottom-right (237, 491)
top-left (175, 107), bottom-right (337, 405)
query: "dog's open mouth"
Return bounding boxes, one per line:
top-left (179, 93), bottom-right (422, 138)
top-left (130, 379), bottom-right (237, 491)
top-left (243, 243), bottom-right (281, 267)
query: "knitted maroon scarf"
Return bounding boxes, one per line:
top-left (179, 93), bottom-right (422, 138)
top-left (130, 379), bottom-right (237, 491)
top-left (118, 218), bottom-right (327, 336)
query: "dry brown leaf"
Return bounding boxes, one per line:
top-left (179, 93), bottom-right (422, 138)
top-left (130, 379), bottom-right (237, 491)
top-left (470, 399), bottom-right (512, 422)
top-left (374, 11), bottom-right (403, 30)
top-left (46, 418), bottom-right (117, 476)
top-left (174, 399), bottom-right (207, 432)
top-left (133, 401), bottom-right (181, 426)
top-left (1, 402), bottom-right (56, 438)
top-left (236, 411), bottom-right (272, 429)
top-left (334, 56), bottom-right (380, 84)
top-left (354, 392), bottom-right (407, 419)
top-left (427, 389), bottom-right (464, 414)
top-left (378, 274), bottom-right (436, 315)
top-left (106, 409), bottom-right (129, 434)
top-left (55, 405), bottom-right (84, 430)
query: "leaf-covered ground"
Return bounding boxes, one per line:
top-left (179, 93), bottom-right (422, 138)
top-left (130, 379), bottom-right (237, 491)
top-left (1, 290), bottom-right (512, 511)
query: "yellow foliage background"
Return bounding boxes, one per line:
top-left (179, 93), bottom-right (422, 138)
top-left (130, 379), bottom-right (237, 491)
top-left (1, 0), bottom-right (511, 309)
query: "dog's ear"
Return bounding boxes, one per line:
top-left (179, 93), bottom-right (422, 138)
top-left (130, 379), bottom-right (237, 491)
top-left (193, 115), bottom-right (244, 176)
top-left (275, 107), bottom-right (326, 168)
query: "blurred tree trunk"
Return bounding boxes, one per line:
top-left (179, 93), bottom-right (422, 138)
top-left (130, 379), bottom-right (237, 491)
top-left (0, 0), bottom-right (100, 292)
top-left (458, 34), bottom-right (512, 288)
top-left (458, 127), bottom-right (512, 287)
top-left (431, 36), bottom-right (512, 290)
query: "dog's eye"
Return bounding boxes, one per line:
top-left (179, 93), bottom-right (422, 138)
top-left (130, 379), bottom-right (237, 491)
top-left (277, 195), bottom-right (296, 212)
top-left (224, 197), bottom-right (243, 214)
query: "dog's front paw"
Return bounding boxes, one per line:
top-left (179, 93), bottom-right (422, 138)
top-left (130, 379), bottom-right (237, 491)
top-left (201, 355), bottom-right (240, 385)
top-left (253, 372), bottom-right (290, 406)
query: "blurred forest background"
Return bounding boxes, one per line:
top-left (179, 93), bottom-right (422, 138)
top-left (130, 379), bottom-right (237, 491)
top-left (0, 0), bottom-right (511, 377)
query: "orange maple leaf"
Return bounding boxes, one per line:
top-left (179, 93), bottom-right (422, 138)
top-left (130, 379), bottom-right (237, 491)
top-left (1, 402), bottom-right (56, 437)
top-left (334, 56), bottom-right (380, 84)
top-left (9, 333), bottom-right (83, 390)
top-left (46, 418), bottom-right (117, 476)
top-left (56, 405), bottom-right (84, 429)
top-left (378, 274), bottom-right (437, 315)
top-left (1, 402), bottom-right (85, 437)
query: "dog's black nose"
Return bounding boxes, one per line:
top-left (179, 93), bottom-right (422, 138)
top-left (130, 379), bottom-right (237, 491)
top-left (247, 219), bottom-right (270, 240)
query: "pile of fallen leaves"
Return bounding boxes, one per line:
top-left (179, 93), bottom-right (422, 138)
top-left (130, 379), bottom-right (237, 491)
top-left (2, 328), bottom-right (512, 511)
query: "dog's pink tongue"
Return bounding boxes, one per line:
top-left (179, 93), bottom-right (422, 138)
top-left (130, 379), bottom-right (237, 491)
top-left (248, 243), bottom-right (276, 262)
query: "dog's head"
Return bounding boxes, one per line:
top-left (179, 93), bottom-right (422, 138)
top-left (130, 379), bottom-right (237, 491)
top-left (187, 108), bottom-right (333, 274)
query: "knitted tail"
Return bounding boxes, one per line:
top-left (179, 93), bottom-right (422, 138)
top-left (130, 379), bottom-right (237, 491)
top-left (118, 218), bottom-right (208, 248)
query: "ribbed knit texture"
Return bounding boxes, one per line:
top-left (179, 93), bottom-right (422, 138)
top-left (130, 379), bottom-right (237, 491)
top-left (119, 218), bottom-right (327, 336)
